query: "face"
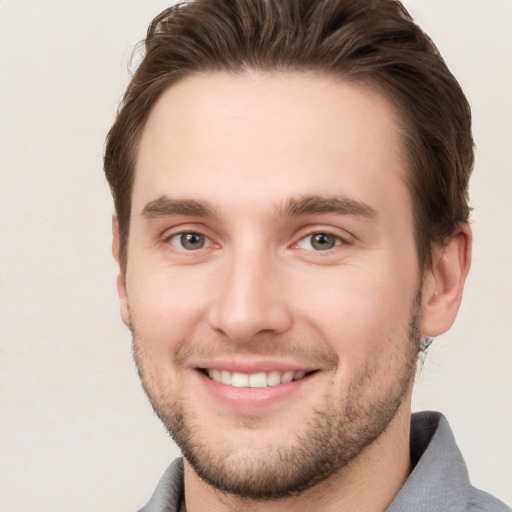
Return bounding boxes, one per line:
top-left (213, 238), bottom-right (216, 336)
top-left (118, 72), bottom-right (423, 498)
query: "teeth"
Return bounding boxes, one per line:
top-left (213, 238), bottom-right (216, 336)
top-left (206, 369), bottom-right (309, 387)
top-left (248, 372), bottom-right (267, 388)
top-left (221, 370), bottom-right (231, 385)
top-left (266, 371), bottom-right (281, 386)
top-left (231, 372), bottom-right (249, 387)
top-left (281, 371), bottom-right (294, 383)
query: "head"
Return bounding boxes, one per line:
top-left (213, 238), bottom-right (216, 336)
top-left (104, 0), bottom-right (473, 502)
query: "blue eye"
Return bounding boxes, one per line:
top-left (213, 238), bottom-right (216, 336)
top-left (169, 232), bottom-right (206, 250)
top-left (297, 233), bottom-right (341, 251)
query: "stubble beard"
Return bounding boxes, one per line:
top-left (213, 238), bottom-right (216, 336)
top-left (131, 297), bottom-right (421, 501)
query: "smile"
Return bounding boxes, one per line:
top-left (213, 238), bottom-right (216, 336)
top-left (203, 369), bottom-right (310, 388)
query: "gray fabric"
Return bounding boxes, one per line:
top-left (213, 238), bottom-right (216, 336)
top-left (386, 411), bottom-right (510, 512)
top-left (137, 411), bottom-right (510, 512)
top-left (138, 458), bottom-right (184, 512)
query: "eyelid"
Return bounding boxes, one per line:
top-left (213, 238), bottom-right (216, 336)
top-left (168, 232), bottom-right (210, 249)
top-left (298, 233), bottom-right (342, 249)
top-left (161, 224), bottom-right (219, 250)
top-left (291, 226), bottom-right (352, 249)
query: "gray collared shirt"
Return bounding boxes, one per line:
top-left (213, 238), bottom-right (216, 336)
top-left (138, 411), bottom-right (511, 511)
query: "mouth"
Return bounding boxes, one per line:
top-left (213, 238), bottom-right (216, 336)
top-left (199, 368), bottom-right (317, 388)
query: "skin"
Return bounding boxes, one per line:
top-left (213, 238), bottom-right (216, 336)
top-left (113, 72), bottom-right (471, 512)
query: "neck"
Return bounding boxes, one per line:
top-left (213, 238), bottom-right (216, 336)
top-left (181, 403), bottom-right (412, 512)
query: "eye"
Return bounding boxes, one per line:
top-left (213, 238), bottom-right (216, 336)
top-left (168, 232), bottom-right (208, 251)
top-left (296, 232), bottom-right (342, 251)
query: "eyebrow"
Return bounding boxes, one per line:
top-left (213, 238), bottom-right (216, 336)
top-left (141, 196), bottom-right (217, 219)
top-left (140, 194), bottom-right (377, 221)
top-left (279, 195), bottom-right (377, 220)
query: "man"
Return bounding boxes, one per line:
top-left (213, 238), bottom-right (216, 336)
top-left (104, 0), bottom-right (511, 510)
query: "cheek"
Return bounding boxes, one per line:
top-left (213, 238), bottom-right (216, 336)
top-left (294, 265), bottom-right (416, 358)
top-left (126, 270), bottom-right (211, 351)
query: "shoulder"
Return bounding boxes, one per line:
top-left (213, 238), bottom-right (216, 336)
top-left (387, 412), bottom-right (511, 512)
top-left (466, 487), bottom-right (511, 512)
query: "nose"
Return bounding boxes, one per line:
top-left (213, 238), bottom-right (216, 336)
top-left (207, 249), bottom-right (293, 343)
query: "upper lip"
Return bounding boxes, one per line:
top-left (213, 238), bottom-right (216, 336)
top-left (193, 358), bottom-right (318, 374)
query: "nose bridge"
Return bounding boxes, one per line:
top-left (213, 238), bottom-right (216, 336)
top-left (207, 242), bottom-right (291, 342)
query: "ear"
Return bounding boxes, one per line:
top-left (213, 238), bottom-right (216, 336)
top-left (112, 216), bottom-right (131, 329)
top-left (420, 224), bottom-right (472, 337)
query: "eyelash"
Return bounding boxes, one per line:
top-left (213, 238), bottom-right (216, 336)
top-left (165, 231), bottom-right (214, 251)
top-left (163, 229), bottom-right (346, 253)
top-left (294, 230), bottom-right (346, 252)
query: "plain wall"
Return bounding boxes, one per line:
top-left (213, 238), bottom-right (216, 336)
top-left (0, 0), bottom-right (510, 510)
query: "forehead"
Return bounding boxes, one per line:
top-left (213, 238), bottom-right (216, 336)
top-left (133, 71), bottom-right (410, 220)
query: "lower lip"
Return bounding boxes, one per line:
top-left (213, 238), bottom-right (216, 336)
top-left (196, 370), bottom-right (316, 410)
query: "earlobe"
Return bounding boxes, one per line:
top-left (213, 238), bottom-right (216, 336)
top-left (420, 224), bottom-right (472, 337)
top-left (112, 216), bottom-right (131, 329)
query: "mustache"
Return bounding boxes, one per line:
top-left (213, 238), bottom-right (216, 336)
top-left (173, 336), bottom-right (339, 370)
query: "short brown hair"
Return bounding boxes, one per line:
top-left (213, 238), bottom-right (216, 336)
top-left (104, 0), bottom-right (473, 272)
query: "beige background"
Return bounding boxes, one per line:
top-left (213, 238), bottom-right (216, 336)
top-left (0, 0), bottom-right (510, 510)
